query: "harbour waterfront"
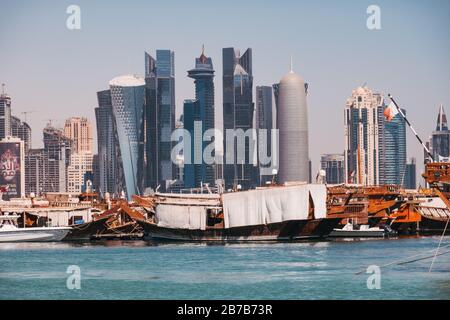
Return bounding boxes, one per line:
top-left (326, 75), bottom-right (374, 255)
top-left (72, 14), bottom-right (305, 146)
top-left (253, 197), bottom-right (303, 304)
top-left (0, 237), bottom-right (449, 300)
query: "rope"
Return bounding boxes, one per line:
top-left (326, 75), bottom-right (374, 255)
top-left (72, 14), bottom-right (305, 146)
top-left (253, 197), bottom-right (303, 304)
top-left (429, 218), bottom-right (450, 272)
top-left (355, 242), bottom-right (450, 275)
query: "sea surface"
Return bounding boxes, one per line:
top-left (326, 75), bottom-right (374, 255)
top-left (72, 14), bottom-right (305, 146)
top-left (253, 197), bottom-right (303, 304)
top-left (0, 236), bottom-right (449, 300)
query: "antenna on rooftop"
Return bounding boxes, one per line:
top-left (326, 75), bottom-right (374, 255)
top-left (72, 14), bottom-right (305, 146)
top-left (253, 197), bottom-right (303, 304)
top-left (290, 55), bottom-right (293, 73)
top-left (1, 83), bottom-right (5, 95)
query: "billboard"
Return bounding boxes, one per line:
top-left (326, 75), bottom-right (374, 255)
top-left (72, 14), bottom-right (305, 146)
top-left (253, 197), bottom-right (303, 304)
top-left (0, 140), bottom-right (24, 199)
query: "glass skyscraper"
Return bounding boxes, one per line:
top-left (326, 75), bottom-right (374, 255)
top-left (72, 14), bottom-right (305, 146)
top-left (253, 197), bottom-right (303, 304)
top-left (378, 105), bottom-right (407, 185)
top-left (145, 50), bottom-right (176, 191)
top-left (222, 47), bottom-right (255, 190)
top-left (256, 86), bottom-right (274, 185)
top-left (95, 89), bottom-right (122, 197)
top-left (184, 48), bottom-right (215, 189)
top-left (109, 75), bottom-right (145, 200)
top-left (403, 157), bottom-right (417, 189)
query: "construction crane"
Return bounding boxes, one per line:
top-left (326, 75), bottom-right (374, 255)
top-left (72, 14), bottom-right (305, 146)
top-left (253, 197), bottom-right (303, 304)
top-left (20, 110), bottom-right (36, 123)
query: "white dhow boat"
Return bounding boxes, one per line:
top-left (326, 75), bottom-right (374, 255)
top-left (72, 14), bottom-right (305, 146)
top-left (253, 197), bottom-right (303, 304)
top-left (0, 215), bottom-right (72, 242)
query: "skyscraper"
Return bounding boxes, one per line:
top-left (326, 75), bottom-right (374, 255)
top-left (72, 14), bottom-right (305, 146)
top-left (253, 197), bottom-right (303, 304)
top-left (344, 86), bottom-right (382, 185)
top-left (64, 117), bottom-right (93, 153)
top-left (95, 89), bottom-right (120, 196)
top-left (222, 47), bottom-right (254, 189)
top-left (378, 105), bottom-right (407, 185)
top-left (67, 153), bottom-right (94, 193)
top-left (256, 86), bottom-right (274, 185)
top-left (183, 47), bottom-right (216, 189)
top-left (430, 105), bottom-right (450, 161)
top-left (42, 125), bottom-right (72, 192)
top-left (145, 50), bottom-right (176, 191)
top-left (109, 75), bottom-right (145, 200)
top-left (404, 157), bottom-right (417, 189)
top-left (11, 116), bottom-right (31, 152)
top-left (321, 154), bottom-right (345, 184)
top-left (0, 88), bottom-right (12, 140)
top-left (276, 62), bottom-right (309, 184)
top-left (344, 86), bottom-right (407, 186)
top-left (63, 117), bottom-right (94, 194)
top-left (25, 148), bottom-right (46, 196)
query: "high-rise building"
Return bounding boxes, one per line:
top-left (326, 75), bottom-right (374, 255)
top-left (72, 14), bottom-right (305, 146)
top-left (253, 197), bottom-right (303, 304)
top-left (25, 148), bottom-right (46, 196)
top-left (109, 74), bottom-right (145, 200)
top-left (183, 47), bottom-right (216, 189)
top-left (378, 105), bottom-right (407, 185)
top-left (403, 157), bottom-right (417, 189)
top-left (430, 105), bottom-right (450, 161)
top-left (321, 154), bottom-right (345, 184)
top-left (0, 89), bottom-right (12, 140)
top-left (64, 117), bottom-right (93, 153)
top-left (95, 89), bottom-right (121, 197)
top-left (276, 63), bottom-right (309, 184)
top-left (344, 86), bottom-right (382, 185)
top-left (67, 152), bottom-right (94, 193)
top-left (183, 99), bottom-right (199, 188)
top-left (145, 50), bottom-right (176, 191)
top-left (63, 117), bottom-right (94, 194)
top-left (42, 125), bottom-right (72, 192)
top-left (344, 86), bottom-right (406, 186)
top-left (255, 86), bottom-right (274, 186)
top-left (222, 47), bottom-right (254, 190)
top-left (11, 116), bottom-right (31, 151)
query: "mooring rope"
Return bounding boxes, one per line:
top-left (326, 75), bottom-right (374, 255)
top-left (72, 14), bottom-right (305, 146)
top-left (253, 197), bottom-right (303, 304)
top-left (429, 218), bottom-right (450, 272)
top-left (355, 242), bottom-right (450, 275)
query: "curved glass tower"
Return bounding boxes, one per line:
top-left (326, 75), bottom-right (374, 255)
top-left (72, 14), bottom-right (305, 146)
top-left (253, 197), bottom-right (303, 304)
top-left (109, 75), bottom-right (145, 199)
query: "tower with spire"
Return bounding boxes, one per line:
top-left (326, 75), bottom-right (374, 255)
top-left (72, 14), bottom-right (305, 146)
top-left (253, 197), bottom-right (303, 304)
top-left (436, 104), bottom-right (448, 131)
top-left (184, 46), bottom-right (216, 188)
top-left (430, 104), bottom-right (450, 161)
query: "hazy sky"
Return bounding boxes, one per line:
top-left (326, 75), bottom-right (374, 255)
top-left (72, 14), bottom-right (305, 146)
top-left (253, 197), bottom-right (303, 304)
top-left (1, 0), bottom-right (449, 181)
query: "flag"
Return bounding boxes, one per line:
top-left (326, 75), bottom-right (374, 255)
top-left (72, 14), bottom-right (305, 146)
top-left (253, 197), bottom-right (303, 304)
top-left (384, 102), bottom-right (399, 121)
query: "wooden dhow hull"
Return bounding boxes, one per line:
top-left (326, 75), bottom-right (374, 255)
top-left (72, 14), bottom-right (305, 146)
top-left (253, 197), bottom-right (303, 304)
top-left (137, 218), bottom-right (341, 242)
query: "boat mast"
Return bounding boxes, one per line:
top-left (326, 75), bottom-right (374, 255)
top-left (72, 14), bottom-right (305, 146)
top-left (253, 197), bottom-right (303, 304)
top-left (388, 94), bottom-right (434, 162)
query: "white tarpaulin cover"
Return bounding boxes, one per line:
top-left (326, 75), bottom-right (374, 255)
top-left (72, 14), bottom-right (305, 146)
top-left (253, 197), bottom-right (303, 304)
top-left (155, 204), bottom-right (207, 230)
top-left (222, 184), bottom-right (327, 229)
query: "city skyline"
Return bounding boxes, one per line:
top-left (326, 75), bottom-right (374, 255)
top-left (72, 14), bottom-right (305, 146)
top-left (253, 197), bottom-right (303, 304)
top-left (1, 0), bottom-right (450, 180)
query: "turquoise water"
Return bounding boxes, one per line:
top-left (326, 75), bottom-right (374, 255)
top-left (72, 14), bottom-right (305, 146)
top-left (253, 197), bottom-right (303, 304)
top-left (0, 237), bottom-right (449, 300)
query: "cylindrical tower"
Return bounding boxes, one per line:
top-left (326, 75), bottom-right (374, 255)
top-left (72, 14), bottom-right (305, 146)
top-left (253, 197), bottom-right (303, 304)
top-left (277, 67), bottom-right (309, 183)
